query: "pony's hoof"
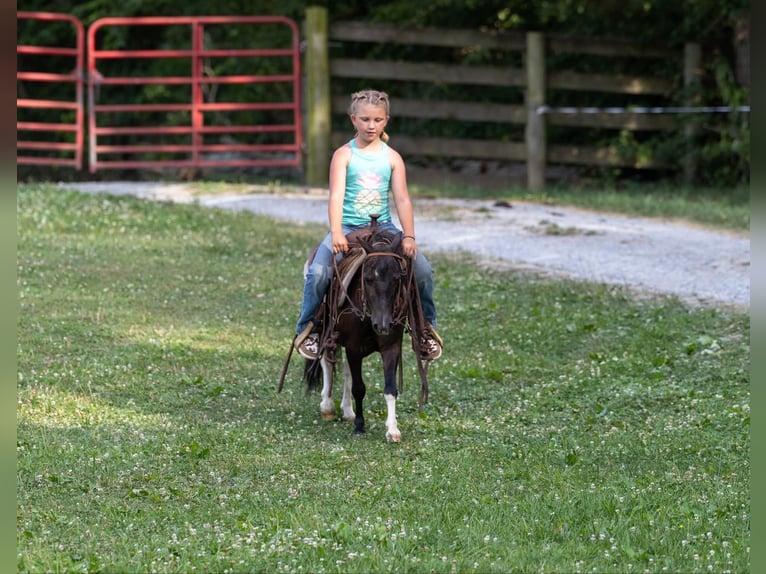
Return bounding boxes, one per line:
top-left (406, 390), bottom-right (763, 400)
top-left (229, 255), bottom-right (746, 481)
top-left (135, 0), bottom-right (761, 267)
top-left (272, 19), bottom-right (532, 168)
top-left (321, 411), bottom-right (335, 421)
top-left (386, 430), bottom-right (401, 443)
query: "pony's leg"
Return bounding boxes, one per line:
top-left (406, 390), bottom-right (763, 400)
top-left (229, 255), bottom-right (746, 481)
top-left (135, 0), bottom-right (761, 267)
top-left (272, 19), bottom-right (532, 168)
top-left (340, 358), bottom-right (356, 422)
top-left (347, 354), bottom-right (366, 435)
top-left (384, 393), bottom-right (401, 442)
top-left (319, 355), bottom-right (335, 420)
top-left (382, 347), bottom-right (401, 442)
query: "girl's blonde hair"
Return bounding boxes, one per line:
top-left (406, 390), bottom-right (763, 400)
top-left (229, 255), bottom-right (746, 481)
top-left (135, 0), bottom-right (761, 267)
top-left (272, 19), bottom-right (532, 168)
top-left (349, 89), bottom-right (390, 143)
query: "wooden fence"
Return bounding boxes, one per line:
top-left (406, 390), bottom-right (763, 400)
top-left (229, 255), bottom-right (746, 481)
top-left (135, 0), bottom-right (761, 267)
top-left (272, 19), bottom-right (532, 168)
top-left (303, 7), bottom-right (701, 189)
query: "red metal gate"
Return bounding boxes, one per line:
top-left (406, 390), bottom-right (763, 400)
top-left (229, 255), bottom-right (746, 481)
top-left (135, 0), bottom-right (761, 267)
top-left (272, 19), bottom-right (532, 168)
top-left (87, 16), bottom-right (302, 173)
top-left (17, 12), bottom-right (85, 169)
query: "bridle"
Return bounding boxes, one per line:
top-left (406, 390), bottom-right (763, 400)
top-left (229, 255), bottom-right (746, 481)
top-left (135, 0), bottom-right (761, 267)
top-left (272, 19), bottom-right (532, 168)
top-left (333, 247), bottom-right (412, 326)
top-left (360, 251), bottom-right (411, 325)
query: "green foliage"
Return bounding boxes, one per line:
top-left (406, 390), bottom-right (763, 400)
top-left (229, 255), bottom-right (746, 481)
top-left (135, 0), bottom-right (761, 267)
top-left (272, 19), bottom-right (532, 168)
top-left (693, 59), bottom-right (750, 186)
top-left (17, 185), bottom-right (750, 573)
top-left (17, 0), bottom-right (748, 187)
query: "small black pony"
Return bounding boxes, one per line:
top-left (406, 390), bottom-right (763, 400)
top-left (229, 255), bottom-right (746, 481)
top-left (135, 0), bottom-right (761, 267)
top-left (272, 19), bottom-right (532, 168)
top-left (279, 217), bottom-right (429, 442)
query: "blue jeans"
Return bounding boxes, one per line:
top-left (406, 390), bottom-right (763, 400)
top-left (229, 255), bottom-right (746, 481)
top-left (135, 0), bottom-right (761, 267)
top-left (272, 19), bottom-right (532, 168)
top-left (295, 221), bottom-right (437, 335)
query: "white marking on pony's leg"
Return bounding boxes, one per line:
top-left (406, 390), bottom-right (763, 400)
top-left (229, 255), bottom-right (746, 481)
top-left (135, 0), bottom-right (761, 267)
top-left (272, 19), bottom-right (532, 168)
top-left (384, 393), bottom-right (401, 442)
top-left (340, 359), bottom-right (355, 422)
top-left (319, 355), bottom-right (335, 420)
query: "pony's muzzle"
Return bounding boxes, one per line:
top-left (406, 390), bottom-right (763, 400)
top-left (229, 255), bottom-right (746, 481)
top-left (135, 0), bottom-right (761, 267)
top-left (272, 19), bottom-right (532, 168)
top-left (371, 318), bottom-right (392, 336)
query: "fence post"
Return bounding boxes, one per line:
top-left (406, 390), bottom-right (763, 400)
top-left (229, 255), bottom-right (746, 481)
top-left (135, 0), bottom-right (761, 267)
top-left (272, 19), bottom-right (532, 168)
top-left (525, 31), bottom-right (546, 190)
top-left (683, 42), bottom-right (702, 185)
top-left (304, 6), bottom-right (331, 186)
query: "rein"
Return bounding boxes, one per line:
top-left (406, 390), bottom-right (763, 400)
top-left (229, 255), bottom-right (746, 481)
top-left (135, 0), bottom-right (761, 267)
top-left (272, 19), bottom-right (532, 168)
top-left (337, 249), bottom-right (411, 325)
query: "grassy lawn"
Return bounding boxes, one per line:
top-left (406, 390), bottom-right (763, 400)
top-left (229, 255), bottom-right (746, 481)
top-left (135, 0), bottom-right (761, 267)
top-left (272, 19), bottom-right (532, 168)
top-left (17, 183), bottom-right (749, 573)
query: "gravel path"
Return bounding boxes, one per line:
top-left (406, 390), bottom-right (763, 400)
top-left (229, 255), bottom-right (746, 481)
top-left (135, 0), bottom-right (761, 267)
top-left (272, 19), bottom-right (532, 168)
top-left (58, 181), bottom-right (750, 310)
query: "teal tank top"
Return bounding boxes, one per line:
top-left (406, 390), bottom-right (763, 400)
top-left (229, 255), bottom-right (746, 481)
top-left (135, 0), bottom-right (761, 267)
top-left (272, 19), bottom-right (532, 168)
top-left (342, 139), bottom-right (392, 227)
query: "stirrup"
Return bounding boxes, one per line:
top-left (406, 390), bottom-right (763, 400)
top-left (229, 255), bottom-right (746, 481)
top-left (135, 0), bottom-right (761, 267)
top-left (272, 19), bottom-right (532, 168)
top-left (428, 325), bottom-right (443, 348)
top-left (419, 336), bottom-right (442, 361)
top-left (294, 323), bottom-right (320, 360)
top-left (418, 325), bottom-right (443, 361)
top-left (297, 333), bottom-right (319, 359)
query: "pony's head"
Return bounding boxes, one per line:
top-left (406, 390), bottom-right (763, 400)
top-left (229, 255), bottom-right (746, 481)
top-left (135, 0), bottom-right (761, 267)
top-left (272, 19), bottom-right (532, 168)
top-left (358, 231), bottom-right (405, 336)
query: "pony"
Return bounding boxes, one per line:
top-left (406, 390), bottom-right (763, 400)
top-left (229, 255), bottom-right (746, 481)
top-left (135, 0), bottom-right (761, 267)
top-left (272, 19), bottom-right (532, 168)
top-left (278, 216), bottom-right (429, 442)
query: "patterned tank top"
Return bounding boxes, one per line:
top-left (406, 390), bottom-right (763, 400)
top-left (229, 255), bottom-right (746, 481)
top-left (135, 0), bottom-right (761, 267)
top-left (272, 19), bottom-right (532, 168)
top-left (342, 139), bottom-right (392, 227)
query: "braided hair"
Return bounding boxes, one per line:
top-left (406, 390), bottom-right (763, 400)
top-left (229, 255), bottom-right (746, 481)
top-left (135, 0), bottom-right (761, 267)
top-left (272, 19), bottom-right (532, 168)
top-left (348, 89), bottom-right (390, 143)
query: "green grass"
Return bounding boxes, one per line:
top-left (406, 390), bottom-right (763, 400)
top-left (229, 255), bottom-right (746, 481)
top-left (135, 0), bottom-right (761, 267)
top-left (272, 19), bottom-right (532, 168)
top-left (17, 183), bottom-right (750, 573)
top-left (510, 184), bottom-right (750, 232)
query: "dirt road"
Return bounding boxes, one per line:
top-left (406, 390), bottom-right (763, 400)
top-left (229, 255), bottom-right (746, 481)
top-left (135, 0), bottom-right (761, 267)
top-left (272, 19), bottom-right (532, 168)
top-left (58, 181), bottom-right (750, 310)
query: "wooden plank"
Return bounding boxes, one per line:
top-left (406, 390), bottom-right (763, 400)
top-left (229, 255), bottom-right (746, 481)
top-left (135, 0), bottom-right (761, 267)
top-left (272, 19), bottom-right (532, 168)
top-left (548, 35), bottom-right (672, 59)
top-left (331, 95), bottom-right (526, 124)
top-left (394, 135), bottom-right (526, 161)
top-left (330, 58), bottom-right (525, 87)
top-left (547, 113), bottom-right (674, 130)
top-left (332, 131), bottom-right (525, 161)
top-left (334, 133), bottom-right (672, 169)
top-left (548, 70), bottom-right (671, 95)
top-left (330, 21), bottom-right (526, 51)
top-left (330, 22), bottom-right (673, 60)
top-left (331, 61), bottom-right (670, 94)
top-left (328, 138), bottom-right (669, 178)
top-left (406, 166), bottom-right (526, 188)
top-left (549, 144), bottom-right (670, 168)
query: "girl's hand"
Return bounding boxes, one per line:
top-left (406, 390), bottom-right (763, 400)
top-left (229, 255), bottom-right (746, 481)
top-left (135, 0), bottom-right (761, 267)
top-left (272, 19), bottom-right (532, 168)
top-left (402, 236), bottom-right (417, 258)
top-left (332, 231), bottom-right (349, 254)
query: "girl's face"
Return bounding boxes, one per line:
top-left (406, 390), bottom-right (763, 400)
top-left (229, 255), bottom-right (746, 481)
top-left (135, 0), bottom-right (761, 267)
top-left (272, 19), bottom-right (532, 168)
top-left (350, 103), bottom-right (388, 143)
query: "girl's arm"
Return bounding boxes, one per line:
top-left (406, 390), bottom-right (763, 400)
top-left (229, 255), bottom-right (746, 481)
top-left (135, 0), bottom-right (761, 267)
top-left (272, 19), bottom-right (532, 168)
top-left (389, 148), bottom-right (417, 258)
top-left (328, 145), bottom-right (351, 254)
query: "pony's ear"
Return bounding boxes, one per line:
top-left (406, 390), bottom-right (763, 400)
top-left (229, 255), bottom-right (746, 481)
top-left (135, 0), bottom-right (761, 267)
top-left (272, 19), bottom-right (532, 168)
top-left (348, 226), bottom-right (375, 252)
top-left (390, 232), bottom-right (403, 254)
top-left (358, 236), bottom-right (373, 253)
